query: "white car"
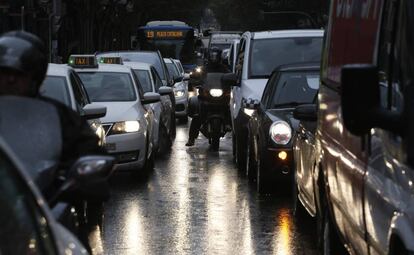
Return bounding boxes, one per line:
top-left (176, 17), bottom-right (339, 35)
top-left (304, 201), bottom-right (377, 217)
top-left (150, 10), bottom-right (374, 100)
top-left (123, 61), bottom-right (175, 153)
top-left (229, 30), bottom-right (324, 170)
top-left (164, 58), bottom-right (189, 122)
top-left (70, 55), bottom-right (159, 172)
top-left (40, 63), bottom-right (107, 146)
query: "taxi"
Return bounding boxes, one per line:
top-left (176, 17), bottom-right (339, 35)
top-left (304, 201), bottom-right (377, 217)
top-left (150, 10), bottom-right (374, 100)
top-left (40, 63), bottom-right (107, 147)
top-left (123, 61), bottom-right (174, 154)
top-left (69, 55), bottom-right (159, 173)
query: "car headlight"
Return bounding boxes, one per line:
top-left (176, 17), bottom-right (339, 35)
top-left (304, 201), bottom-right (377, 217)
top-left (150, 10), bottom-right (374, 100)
top-left (174, 90), bottom-right (185, 98)
top-left (269, 121), bottom-right (292, 145)
top-left (111, 121), bottom-right (140, 134)
top-left (209, 89), bottom-right (223, 97)
top-left (195, 66), bottom-right (202, 73)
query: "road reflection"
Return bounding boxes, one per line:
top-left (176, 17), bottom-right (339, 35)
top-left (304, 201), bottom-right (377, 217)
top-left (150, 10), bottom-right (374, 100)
top-left (88, 125), bottom-right (318, 255)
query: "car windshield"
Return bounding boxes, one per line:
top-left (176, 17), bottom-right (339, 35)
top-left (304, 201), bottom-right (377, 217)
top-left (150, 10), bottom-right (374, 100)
top-left (133, 70), bottom-right (153, 93)
top-left (269, 71), bottom-right (319, 109)
top-left (249, 37), bottom-right (322, 78)
top-left (166, 62), bottom-right (180, 78)
top-left (39, 76), bottom-right (71, 107)
top-left (78, 72), bottom-right (136, 102)
top-left (98, 52), bottom-right (166, 80)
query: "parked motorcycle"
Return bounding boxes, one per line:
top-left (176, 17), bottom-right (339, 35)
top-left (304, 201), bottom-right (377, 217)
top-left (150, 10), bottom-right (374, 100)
top-left (0, 96), bottom-right (114, 249)
top-left (188, 73), bottom-right (232, 151)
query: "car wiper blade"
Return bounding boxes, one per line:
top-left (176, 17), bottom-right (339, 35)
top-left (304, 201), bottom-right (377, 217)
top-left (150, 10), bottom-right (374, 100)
top-left (273, 102), bottom-right (301, 108)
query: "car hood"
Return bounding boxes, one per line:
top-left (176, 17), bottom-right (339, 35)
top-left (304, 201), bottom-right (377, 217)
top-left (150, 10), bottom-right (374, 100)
top-left (93, 101), bottom-right (141, 123)
top-left (241, 79), bottom-right (268, 100)
top-left (266, 108), bottom-right (300, 131)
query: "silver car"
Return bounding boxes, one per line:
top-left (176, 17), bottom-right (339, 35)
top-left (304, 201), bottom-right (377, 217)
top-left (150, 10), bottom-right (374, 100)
top-left (123, 61), bottom-right (174, 153)
top-left (165, 58), bottom-right (189, 122)
top-left (40, 64), bottom-right (107, 147)
top-left (71, 56), bottom-right (158, 173)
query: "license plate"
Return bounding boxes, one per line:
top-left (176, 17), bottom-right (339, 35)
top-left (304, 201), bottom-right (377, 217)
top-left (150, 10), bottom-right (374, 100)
top-left (105, 143), bottom-right (116, 151)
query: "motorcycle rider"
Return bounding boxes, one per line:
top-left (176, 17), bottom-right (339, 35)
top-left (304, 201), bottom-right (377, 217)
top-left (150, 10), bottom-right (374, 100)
top-left (0, 31), bottom-right (109, 200)
top-left (186, 47), bottom-right (230, 146)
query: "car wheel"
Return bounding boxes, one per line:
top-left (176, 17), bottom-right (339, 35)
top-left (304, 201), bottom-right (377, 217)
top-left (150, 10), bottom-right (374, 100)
top-left (178, 116), bottom-right (188, 124)
top-left (158, 125), bottom-right (171, 155)
top-left (211, 136), bottom-right (220, 151)
top-left (256, 151), bottom-right (269, 194)
top-left (232, 131), bottom-right (237, 163)
top-left (236, 132), bottom-right (247, 172)
top-left (320, 201), bottom-right (347, 255)
top-left (86, 201), bottom-right (104, 227)
top-left (246, 133), bottom-right (255, 181)
top-left (292, 170), bottom-right (307, 219)
top-left (144, 151), bottom-right (155, 172)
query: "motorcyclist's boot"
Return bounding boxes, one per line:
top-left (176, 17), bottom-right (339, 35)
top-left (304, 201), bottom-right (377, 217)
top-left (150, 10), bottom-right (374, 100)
top-left (186, 138), bottom-right (195, 146)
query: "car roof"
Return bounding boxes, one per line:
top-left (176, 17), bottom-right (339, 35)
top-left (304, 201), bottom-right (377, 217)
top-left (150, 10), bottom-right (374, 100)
top-left (97, 51), bottom-right (159, 56)
top-left (46, 63), bottom-right (72, 76)
top-left (251, 29), bottom-right (324, 40)
top-left (163, 58), bottom-right (173, 63)
top-left (123, 61), bottom-right (152, 71)
top-left (272, 62), bottom-right (321, 75)
top-left (73, 63), bottom-right (132, 73)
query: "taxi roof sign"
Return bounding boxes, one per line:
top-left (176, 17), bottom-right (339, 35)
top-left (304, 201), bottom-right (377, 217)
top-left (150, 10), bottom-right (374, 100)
top-left (98, 57), bottom-right (123, 65)
top-left (68, 55), bottom-right (98, 68)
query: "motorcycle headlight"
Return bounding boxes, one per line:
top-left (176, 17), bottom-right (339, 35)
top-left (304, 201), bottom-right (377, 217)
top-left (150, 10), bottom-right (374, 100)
top-left (269, 121), bottom-right (292, 145)
top-left (111, 121), bottom-right (140, 134)
top-left (209, 89), bottom-right (223, 97)
top-left (195, 66), bottom-right (202, 73)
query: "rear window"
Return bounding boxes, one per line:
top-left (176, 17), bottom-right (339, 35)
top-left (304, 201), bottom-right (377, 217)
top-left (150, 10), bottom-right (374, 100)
top-left (269, 71), bottom-right (319, 109)
top-left (133, 70), bottom-right (153, 93)
top-left (39, 76), bottom-right (71, 107)
top-left (99, 52), bottom-right (166, 80)
top-left (78, 72), bottom-right (136, 102)
top-left (249, 37), bottom-right (322, 78)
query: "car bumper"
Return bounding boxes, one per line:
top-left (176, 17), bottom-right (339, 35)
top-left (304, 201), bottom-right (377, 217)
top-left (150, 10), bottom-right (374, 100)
top-left (262, 147), bottom-right (293, 183)
top-left (175, 96), bottom-right (188, 117)
top-left (105, 132), bottom-right (147, 171)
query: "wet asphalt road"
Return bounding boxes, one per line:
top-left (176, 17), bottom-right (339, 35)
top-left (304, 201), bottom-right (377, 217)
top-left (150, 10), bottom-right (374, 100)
top-left (88, 124), bottom-right (320, 255)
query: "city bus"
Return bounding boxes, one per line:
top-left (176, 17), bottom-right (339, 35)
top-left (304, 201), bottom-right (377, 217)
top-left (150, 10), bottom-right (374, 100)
top-left (137, 21), bottom-right (197, 72)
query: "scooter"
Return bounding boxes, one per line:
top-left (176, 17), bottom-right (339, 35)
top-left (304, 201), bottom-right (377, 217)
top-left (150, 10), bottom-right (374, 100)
top-left (188, 73), bottom-right (232, 151)
top-left (0, 96), bottom-right (114, 249)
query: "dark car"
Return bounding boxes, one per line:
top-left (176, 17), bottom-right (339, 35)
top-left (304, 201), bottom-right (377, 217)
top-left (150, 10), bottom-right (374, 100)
top-left (291, 103), bottom-right (318, 218)
top-left (245, 63), bottom-right (320, 193)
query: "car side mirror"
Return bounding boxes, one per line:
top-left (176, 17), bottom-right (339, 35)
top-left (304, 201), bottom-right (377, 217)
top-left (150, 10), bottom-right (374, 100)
top-left (142, 92), bottom-right (161, 104)
top-left (82, 104), bottom-right (107, 120)
top-left (293, 104), bottom-right (317, 122)
top-left (221, 73), bottom-right (239, 87)
top-left (243, 98), bottom-right (260, 110)
top-left (183, 73), bottom-right (190, 81)
top-left (174, 76), bottom-right (184, 83)
top-left (341, 64), bottom-right (402, 136)
top-left (159, 86), bottom-right (173, 96)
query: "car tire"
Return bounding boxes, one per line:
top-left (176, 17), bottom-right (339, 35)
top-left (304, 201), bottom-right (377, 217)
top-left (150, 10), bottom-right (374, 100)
top-left (320, 199), bottom-right (347, 255)
top-left (292, 171), bottom-right (308, 220)
top-left (178, 116), bottom-right (188, 124)
top-left (246, 133), bottom-right (256, 181)
top-left (232, 131), bottom-right (237, 163)
top-left (236, 132), bottom-right (247, 172)
top-left (158, 125), bottom-right (171, 155)
top-left (256, 150), bottom-right (270, 194)
top-left (144, 151), bottom-right (155, 173)
top-left (211, 136), bottom-right (220, 151)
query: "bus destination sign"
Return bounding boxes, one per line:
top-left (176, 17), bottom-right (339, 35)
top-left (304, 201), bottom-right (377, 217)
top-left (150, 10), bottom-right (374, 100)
top-left (146, 31), bottom-right (184, 39)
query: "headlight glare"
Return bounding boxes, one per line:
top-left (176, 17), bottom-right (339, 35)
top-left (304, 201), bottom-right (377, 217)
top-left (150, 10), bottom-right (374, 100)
top-left (111, 121), bottom-right (140, 134)
top-left (209, 89), bottom-right (223, 97)
top-left (269, 121), bottom-right (292, 145)
top-left (174, 90), bottom-right (185, 98)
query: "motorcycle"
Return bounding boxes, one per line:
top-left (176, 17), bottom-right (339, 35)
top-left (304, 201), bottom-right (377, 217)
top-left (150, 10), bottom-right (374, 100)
top-left (0, 96), bottom-right (114, 249)
top-left (188, 72), bottom-right (232, 151)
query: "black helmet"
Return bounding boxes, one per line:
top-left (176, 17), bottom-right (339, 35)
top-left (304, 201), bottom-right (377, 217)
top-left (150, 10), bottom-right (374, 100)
top-left (0, 31), bottom-right (48, 91)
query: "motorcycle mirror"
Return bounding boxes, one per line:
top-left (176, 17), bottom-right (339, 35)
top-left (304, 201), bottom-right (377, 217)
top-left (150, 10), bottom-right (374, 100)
top-left (69, 156), bottom-right (115, 183)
